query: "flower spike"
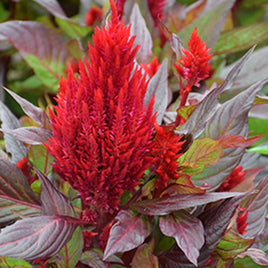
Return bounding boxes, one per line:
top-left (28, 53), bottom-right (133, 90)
top-left (46, 0), bottom-right (156, 220)
top-left (175, 27), bottom-right (212, 88)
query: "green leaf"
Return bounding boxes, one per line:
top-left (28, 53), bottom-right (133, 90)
top-left (132, 240), bottom-right (159, 268)
top-left (0, 3), bottom-right (9, 23)
top-left (28, 145), bottom-right (54, 175)
top-left (57, 227), bottom-right (83, 268)
top-left (214, 23), bottom-right (268, 55)
top-left (216, 228), bottom-right (252, 260)
top-left (236, 249), bottom-right (268, 267)
top-left (25, 54), bottom-right (65, 91)
top-left (0, 21), bottom-right (70, 92)
top-left (56, 17), bottom-right (92, 39)
top-left (178, 138), bottom-right (223, 176)
top-left (0, 256), bottom-right (32, 268)
top-left (247, 145), bottom-right (268, 155)
top-left (248, 118), bottom-right (268, 146)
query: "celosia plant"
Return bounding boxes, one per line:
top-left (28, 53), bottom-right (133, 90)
top-left (0, 0), bottom-right (267, 267)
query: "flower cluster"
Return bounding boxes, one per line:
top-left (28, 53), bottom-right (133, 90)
top-left (217, 166), bottom-right (246, 191)
top-left (46, 0), bottom-right (155, 220)
top-left (174, 27), bottom-right (212, 88)
top-left (152, 125), bottom-right (185, 192)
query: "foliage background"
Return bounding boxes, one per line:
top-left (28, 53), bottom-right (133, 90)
top-left (0, 0), bottom-right (267, 267)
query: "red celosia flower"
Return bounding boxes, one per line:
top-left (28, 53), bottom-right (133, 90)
top-left (152, 125), bottom-right (185, 192)
top-left (174, 27), bottom-right (212, 88)
top-left (147, 0), bottom-right (166, 26)
top-left (116, 0), bottom-right (127, 19)
top-left (217, 166), bottom-right (246, 191)
top-left (84, 6), bottom-right (103, 26)
top-left (46, 0), bottom-right (155, 220)
top-left (237, 207), bottom-right (248, 235)
top-left (141, 57), bottom-right (161, 78)
top-left (16, 157), bottom-right (37, 185)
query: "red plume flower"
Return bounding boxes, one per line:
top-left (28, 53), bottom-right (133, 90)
top-left (152, 125), bottom-right (185, 193)
top-left (237, 207), bottom-right (248, 235)
top-left (217, 166), bottom-right (246, 192)
top-left (141, 57), bottom-right (161, 78)
top-left (116, 0), bottom-right (127, 19)
top-left (46, 0), bottom-right (155, 219)
top-left (84, 6), bottom-right (103, 26)
top-left (174, 27), bottom-right (212, 88)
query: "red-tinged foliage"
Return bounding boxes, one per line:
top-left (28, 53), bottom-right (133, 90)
top-left (151, 125), bottom-right (185, 193)
top-left (84, 6), bottom-right (103, 26)
top-left (147, 0), bottom-right (166, 26)
top-left (237, 208), bottom-right (249, 235)
top-left (174, 27), bottom-right (212, 88)
top-left (46, 0), bottom-right (156, 220)
top-left (217, 166), bottom-right (246, 192)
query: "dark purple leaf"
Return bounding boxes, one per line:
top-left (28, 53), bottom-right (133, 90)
top-left (0, 127), bottom-right (52, 145)
top-left (252, 219), bottom-right (268, 250)
top-left (205, 79), bottom-right (268, 139)
top-left (132, 241), bottom-right (159, 268)
top-left (80, 249), bottom-right (109, 268)
top-left (0, 158), bottom-right (40, 205)
top-left (129, 3), bottom-right (153, 63)
top-left (0, 101), bottom-right (27, 163)
top-left (197, 194), bottom-right (250, 266)
top-left (0, 21), bottom-right (69, 89)
top-left (179, 47), bottom-right (255, 139)
top-left (0, 198), bottom-right (40, 227)
top-left (237, 249), bottom-right (268, 266)
top-left (35, 168), bottom-right (75, 217)
top-left (32, 0), bottom-right (67, 19)
top-left (159, 211), bottom-right (204, 266)
top-left (0, 215), bottom-right (78, 260)
top-left (159, 194), bottom-right (248, 267)
top-left (80, 248), bottom-right (123, 267)
top-left (3, 87), bottom-right (48, 127)
top-left (131, 192), bottom-right (243, 216)
top-left (145, 58), bottom-right (168, 124)
top-left (103, 210), bottom-right (151, 260)
top-left (241, 177), bottom-right (268, 239)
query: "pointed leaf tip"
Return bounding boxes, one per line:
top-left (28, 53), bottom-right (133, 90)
top-left (103, 210), bottom-right (151, 260)
top-left (3, 87), bottom-right (47, 127)
top-left (159, 211), bottom-right (204, 266)
top-left (35, 168), bottom-right (75, 217)
top-left (145, 58), bottom-right (168, 124)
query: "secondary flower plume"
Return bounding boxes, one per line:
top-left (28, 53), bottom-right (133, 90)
top-left (46, 0), bottom-right (155, 219)
top-left (174, 27), bottom-right (212, 88)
